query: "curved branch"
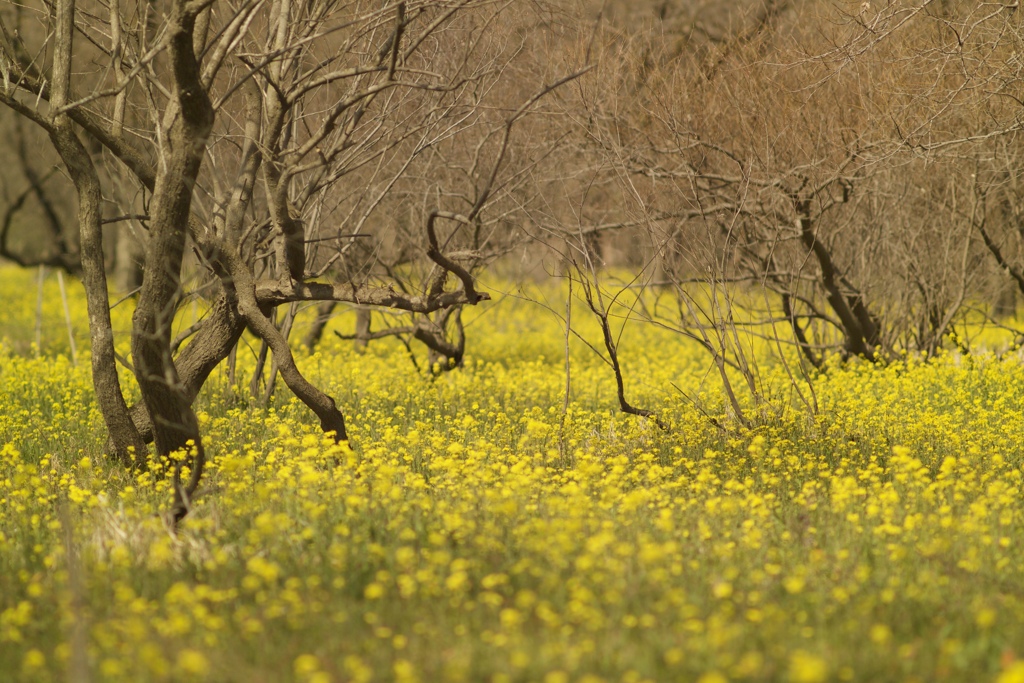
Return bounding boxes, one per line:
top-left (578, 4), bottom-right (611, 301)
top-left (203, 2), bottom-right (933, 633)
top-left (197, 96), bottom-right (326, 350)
top-left (227, 253), bottom-right (347, 441)
top-left (254, 279), bottom-right (489, 310)
top-left (426, 211), bottom-right (479, 304)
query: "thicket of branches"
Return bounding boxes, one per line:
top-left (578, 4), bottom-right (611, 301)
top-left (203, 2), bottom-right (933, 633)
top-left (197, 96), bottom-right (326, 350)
top-left (549, 0), bottom-right (1024, 426)
top-left (3, 0), bottom-right (1024, 518)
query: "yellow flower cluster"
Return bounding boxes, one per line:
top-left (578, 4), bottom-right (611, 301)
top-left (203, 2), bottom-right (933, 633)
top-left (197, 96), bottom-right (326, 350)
top-left (0, 268), bottom-right (1022, 682)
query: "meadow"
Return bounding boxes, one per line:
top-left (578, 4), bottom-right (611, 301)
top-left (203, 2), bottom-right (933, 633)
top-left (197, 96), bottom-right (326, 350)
top-left (2, 266), bottom-right (1024, 682)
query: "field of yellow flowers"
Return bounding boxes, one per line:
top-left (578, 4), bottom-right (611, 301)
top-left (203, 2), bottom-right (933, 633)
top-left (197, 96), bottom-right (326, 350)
top-left (2, 267), bottom-right (1024, 682)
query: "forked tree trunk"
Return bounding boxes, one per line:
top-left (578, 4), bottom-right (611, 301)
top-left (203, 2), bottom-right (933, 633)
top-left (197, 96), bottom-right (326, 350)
top-left (130, 0), bottom-right (215, 521)
top-left (795, 198), bottom-right (881, 360)
top-left (125, 294), bottom-right (244, 445)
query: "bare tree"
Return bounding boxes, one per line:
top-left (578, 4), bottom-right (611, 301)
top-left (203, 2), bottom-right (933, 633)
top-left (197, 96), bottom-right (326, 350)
top-left (0, 0), bottom-right (582, 521)
top-left (526, 0), bottom-right (1023, 426)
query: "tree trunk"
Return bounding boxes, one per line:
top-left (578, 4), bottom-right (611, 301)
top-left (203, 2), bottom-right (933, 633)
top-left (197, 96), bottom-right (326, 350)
top-left (796, 199), bottom-right (880, 360)
top-left (302, 301), bottom-right (338, 350)
top-left (354, 307), bottom-right (370, 350)
top-left (113, 225), bottom-right (145, 293)
top-left (126, 293), bottom-right (244, 445)
top-left (49, 0), bottom-right (145, 466)
top-left (130, 0), bottom-right (215, 521)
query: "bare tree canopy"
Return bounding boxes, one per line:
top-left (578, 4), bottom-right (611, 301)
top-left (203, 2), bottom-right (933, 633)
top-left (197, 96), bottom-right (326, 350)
top-left (0, 0), bottom-right (588, 520)
top-left (6, 0), bottom-right (1024, 514)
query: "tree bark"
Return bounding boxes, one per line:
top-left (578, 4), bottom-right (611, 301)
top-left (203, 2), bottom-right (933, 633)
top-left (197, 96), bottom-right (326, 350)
top-left (49, 0), bottom-right (145, 465)
top-left (113, 226), bottom-right (144, 293)
top-left (302, 301), bottom-right (338, 350)
top-left (130, 0), bottom-right (215, 521)
top-left (126, 293), bottom-right (244, 444)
